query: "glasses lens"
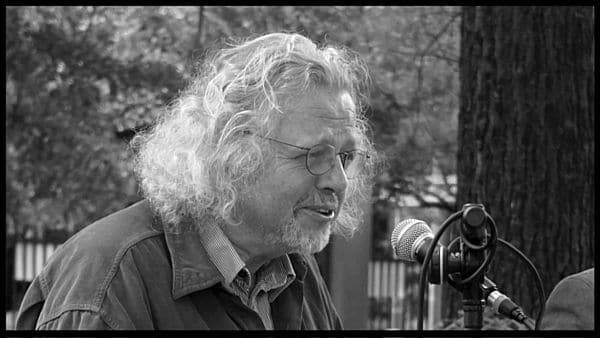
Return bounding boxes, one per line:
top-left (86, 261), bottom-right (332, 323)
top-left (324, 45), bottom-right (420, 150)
top-left (343, 151), bottom-right (366, 178)
top-left (307, 144), bottom-right (336, 175)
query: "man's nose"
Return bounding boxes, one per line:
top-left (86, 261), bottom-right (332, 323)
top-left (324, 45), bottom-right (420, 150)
top-left (315, 156), bottom-right (348, 197)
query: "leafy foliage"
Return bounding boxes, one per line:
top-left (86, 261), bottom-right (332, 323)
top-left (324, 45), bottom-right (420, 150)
top-left (6, 6), bottom-right (459, 237)
top-left (6, 7), bottom-right (184, 236)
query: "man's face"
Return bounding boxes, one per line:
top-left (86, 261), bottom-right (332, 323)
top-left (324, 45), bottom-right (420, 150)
top-left (237, 88), bottom-right (359, 255)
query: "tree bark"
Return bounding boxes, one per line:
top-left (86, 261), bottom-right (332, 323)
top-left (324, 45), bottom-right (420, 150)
top-left (444, 6), bottom-right (594, 323)
top-left (190, 6), bottom-right (204, 61)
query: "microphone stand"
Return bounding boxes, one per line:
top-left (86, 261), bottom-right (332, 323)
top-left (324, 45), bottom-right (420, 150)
top-left (459, 204), bottom-right (488, 330)
top-left (414, 203), bottom-right (540, 330)
top-left (460, 245), bottom-right (486, 329)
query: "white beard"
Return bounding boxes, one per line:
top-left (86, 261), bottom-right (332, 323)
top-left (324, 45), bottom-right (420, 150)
top-left (264, 217), bottom-right (332, 255)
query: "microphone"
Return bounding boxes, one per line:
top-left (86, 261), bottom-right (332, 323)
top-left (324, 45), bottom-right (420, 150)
top-left (390, 219), bottom-right (460, 283)
top-left (390, 219), bottom-right (529, 323)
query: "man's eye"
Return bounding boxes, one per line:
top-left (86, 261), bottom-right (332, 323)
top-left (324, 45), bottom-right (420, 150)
top-left (338, 152), bottom-right (349, 165)
top-left (340, 151), bottom-right (358, 166)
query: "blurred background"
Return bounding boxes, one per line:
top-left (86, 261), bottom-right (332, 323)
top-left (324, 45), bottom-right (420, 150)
top-left (5, 6), bottom-right (594, 330)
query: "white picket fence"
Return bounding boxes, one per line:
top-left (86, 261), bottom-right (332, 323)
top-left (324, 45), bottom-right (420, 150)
top-left (6, 241), bottom-right (61, 329)
top-left (13, 241), bottom-right (60, 281)
top-left (368, 259), bottom-right (442, 330)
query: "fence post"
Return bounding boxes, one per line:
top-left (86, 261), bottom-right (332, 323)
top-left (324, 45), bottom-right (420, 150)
top-left (6, 240), bottom-right (15, 310)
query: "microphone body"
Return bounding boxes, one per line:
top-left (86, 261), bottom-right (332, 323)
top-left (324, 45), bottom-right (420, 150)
top-left (390, 219), bottom-right (461, 283)
top-left (391, 219), bottom-right (527, 323)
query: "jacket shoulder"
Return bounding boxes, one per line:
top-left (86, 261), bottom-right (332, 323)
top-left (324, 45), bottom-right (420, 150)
top-left (563, 268), bottom-right (594, 287)
top-left (23, 200), bottom-right (164, 327)
top-left (46, 200), bottom-right (161, 274)
top-left (541, 268), bottom-right (595, 330)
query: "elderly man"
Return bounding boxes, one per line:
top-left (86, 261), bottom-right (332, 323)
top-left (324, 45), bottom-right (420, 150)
top-left (16, 32), bottom-right (376, 330)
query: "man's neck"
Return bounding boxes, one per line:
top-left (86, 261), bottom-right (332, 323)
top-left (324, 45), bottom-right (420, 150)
top-left (219, 223), bottom-right (285, 275)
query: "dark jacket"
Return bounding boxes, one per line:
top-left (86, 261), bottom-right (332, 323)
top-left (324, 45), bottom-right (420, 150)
top-left (15, 200), bottom-right (342, 330)
top-left (540, 268), bottom-right (594, 330)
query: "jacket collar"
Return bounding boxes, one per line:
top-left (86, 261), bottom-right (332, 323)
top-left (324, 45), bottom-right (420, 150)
top-left (154, 211), bottom-right (308, 301)
top-left (159, 217), bottom-right (224, 300)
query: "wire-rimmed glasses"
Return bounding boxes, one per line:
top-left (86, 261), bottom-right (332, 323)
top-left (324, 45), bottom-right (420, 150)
top-left (261, 137), bottom-right (369, 178)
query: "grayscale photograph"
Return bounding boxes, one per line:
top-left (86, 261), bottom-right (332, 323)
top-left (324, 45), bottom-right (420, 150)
top-left (5, 6), bottom-right (594, 333)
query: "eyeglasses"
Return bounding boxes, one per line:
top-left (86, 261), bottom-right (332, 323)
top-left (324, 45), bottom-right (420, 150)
top-left (261, 136), bottom-right (370, 178)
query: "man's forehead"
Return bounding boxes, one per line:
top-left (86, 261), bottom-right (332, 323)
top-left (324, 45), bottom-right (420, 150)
top-left (282, 90), bottom-right (356, 123)
top-left (271, 89), bottom-right (362, 146)
top-left (277, 112), bottom-right (355, 135)
top-left (275, 114), bottom-right (360, 148)
top-left (322, 91), bottom-right (355, 119)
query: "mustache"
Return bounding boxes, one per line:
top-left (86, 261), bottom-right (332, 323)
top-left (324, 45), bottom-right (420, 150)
top-left (296, 191), bottom-right (340, 208)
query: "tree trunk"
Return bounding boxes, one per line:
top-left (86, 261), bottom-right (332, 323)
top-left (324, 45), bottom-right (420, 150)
top-left (196, 6), bottom-right (204, 51)
top-left (190, 6), bottom-right (204, 62)
top-left (444, 6), bottom-right (594, 323)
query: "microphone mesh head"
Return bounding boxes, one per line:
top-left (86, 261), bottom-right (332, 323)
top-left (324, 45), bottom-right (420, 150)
top-left (390, 219), bottom-right (432, 261)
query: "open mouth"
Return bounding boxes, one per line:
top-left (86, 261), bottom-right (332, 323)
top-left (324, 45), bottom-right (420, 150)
top-left (305, 207), bottom-right (335, 219)
top-left (315, 208), bottom-right (335, 218)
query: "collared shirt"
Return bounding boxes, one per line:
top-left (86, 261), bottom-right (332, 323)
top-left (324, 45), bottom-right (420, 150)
top-left (225, 258), bottom-right (295, 330)
top-left (197, 220), bottom-right (296, 330)
top-left (15, 200), bottom-right (342, 330)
